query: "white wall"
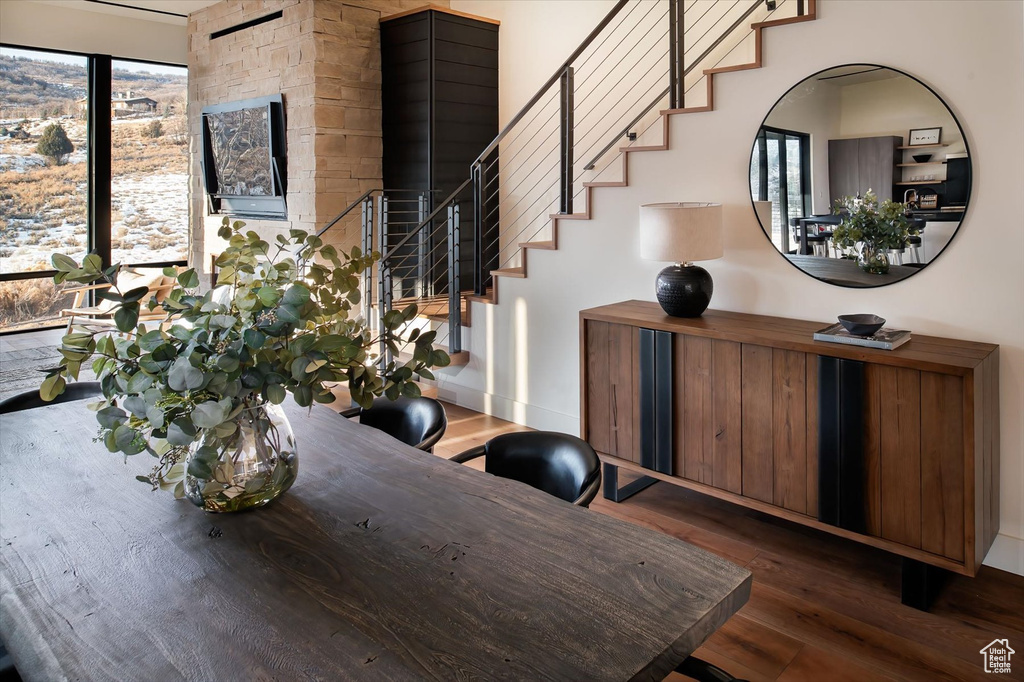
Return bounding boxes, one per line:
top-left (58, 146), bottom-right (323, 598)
top-left (449, 0), bottom-right (1024, 576)
top-left (0, 1), bottom-right (187, 64)
top-left (764, 76), bottom-right (841, 215)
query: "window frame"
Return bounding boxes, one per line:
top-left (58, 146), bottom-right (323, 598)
top-left (0, 43), bottom-right (188, 333)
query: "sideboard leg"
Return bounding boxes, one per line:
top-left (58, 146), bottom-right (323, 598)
top-left (901, 557), bottom-right (947, 611)
top-left (602, 463), bottom-right (658, 502)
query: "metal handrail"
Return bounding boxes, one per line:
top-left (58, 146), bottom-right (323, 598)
top-left (582, 0), bottom-right (764, 171)
top-left (313, 188), bottom-right (438, 239)
top-left (381, 178), bottom-right (472, 261)
top-left (471, 0), bottom-right (629, 167)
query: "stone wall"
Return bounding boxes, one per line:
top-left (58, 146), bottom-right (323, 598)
top-left (187, 0), bottom-right (449, 278)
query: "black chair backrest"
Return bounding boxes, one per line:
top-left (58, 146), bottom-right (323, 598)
top-left (359, 396), bottom-right (447, 452)
top-left (483, 431), bottom-right (600, 506)
top-left (0, 381), bottom-right (102, 415)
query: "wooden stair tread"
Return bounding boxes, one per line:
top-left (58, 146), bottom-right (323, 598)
top-left (620, 144), bottom-right (667, 153)
top-left (397, 348), bottom-right (470, 367)
top-left (752, 14), bottom-right (816, 30)
top-left (704, 62), bottom-right (761, 75)
top-left (520, 240), bottom-right (556, 250)
top-left (660, 106), bottom-right (713, 115)
top-left (549, 213), bottom-right (590, 221)
top-left (583, 181), bottom-right (627, 188)
top-left (492, 267), bottom-right (526, 278)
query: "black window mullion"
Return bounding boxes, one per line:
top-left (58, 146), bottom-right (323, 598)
top-left (89, 55), bottom-right (112, 269)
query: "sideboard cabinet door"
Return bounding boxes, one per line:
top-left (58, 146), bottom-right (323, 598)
top-left (584, 321), bottom-right (639, 463)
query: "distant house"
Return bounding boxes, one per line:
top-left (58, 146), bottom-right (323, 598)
top-left (112, 91), bottom-right (157, 115)
top-left (74, 91), bottom-right (159, 117)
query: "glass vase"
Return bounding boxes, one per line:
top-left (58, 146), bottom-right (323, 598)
top-left (184, 401), bottom-right (298, 513)
top-left (859, 244), bottom-right (890, 275)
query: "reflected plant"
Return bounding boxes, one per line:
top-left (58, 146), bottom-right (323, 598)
top-left (41, 217), bottom-right (448, 499)
top-left (831, 190), bottom-right (916, 274)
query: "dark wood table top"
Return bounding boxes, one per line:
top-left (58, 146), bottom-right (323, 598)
top-left (0, 399), bottom-right (751, 681)
top-left (785, 254), bottom-right (919, 287)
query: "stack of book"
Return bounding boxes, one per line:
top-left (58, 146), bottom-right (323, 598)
top-left (813, 323), bottom-right (911, 350)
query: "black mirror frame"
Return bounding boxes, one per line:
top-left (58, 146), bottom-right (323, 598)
top-left (749, 63), bottom-right (973, 288)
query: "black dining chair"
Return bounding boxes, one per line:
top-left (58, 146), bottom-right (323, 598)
top-left (449, 431), bottom-right (601, 507)
top-left (339, 396), bottom-right (447, 453)
top-left (0, 381), bottom-right (102, 415)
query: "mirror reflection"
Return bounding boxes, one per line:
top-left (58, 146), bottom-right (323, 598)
top-left (749, 64), bottom-right (971, 287)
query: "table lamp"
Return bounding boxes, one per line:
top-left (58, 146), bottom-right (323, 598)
top-left (639, 202), bottom-right (723, 317)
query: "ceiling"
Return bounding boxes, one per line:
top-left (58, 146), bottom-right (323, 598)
top-left (37, 0), bottom-right (223, 24)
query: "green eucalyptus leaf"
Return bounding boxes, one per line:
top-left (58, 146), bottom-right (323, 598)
top-left (146, 406), bottom-right (165, 429)
top-left (167, 357), bottom-right (204, 392)
top-left (243, 329), bottom-right (266, 349)
top-left (96, 405), bottom-right (127, 429)
top-left (282, 284), bottom-right (310, 307)
top-left (124, 396), bottom-right (148, 417)
top-left (167, 418), bottom-right (198, 446)
top-left (187, 457), bottom-right (213, 480)
top-left (191, 400), bottom-right (231, 429)
top-left (265, 383), bottom-right (286, 404)
top-left (40, 374), bottom-right (65, 401)
top-left (126, 372), bottom-right (154, 394)
top-left (113, 305), bottom-right (139, 333)
top-left (114, 424), bottom-right (144, 455)
top-left (51, 253), bottom-right (78, 272)
top-left (176, 268), bottom-right (200, 289)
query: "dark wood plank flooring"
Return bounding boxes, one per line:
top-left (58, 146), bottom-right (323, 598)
top-left (432, 402), bottom-right (1024, 682)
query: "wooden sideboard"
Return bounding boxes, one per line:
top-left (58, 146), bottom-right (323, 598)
top-left (580, 301), bottom-right (999, 607)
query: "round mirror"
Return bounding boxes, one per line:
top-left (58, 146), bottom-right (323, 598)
top-left (749, 64), bottom-right (971, 287)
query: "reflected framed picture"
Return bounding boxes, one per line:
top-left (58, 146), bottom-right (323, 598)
top-left (908, 127), bottom-right (941, 146)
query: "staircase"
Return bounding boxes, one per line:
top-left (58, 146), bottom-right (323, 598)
top-left (320, 0), bottom-right (818, 366)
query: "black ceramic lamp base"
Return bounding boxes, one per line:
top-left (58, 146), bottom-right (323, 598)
top-left (655, 263), bottom-right (713, 317)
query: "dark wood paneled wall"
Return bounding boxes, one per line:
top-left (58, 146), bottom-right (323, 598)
top-left (381, 9), bottom-right (498, 281)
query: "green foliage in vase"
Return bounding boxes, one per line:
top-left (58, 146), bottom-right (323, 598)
top-left (42, 217), bottom-right (449, 495)
top-left (831, 189), bottom-right (917, 252)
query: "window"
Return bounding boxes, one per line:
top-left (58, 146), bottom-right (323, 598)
top-left (111, 59), bottom-right (189, 264)
top-left (0, 46), bottom-right (187, 333)
top-left (750, 127), bottom-right (811, 253)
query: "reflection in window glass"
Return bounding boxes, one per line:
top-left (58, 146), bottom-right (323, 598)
top-left (0, 47), bottom-right (89, 275)
top-left (111, 60), bottom-right (188, 265)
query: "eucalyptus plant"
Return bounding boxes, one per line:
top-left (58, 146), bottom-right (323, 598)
top-left (831, 189), bottom-right (916, 253)
top-left (42, 217), bottom-right (448, 496)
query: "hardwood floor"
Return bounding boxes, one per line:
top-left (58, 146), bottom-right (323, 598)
top-left (429, 403), bottom-right (1024, 682)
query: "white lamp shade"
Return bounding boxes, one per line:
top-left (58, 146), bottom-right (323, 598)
top-left (639, 202), bottom-right (723, 263)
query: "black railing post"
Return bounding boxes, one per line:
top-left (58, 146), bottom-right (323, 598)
top-left (361, 195), bottom-right (374, 323)
top-left (447, 203), bottom-right (462, 354)
top-left (796, 0), bottom-right (804, 16)
top-left (377, 195), bottom-right (392, 366)
top-left (669, 0), bottom-right (685, 109)
top-left (418, 192), bottom-right (428, 298)
top-left (472, 161), bottom-right (485, 295)
top-left (559, 66), bottom-right (575, 214)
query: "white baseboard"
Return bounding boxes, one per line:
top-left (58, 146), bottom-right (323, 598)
top-left (984, 533), bottom-right (1024, 576)
top-left (435, 381), bottom-right (580, 434)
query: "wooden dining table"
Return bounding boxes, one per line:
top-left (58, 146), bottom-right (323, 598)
top-left (0, 398), bottom-right (751, 681)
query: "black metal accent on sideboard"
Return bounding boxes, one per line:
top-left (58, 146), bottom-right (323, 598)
top-left (639, 328), bottom-right (674, 476)
top-left (817, 355), bottom-right (866, 533)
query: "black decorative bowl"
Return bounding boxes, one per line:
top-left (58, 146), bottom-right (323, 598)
top-left (839, 314), bottom-right (885, 336)
top-left (912, 154), bottom-right (932, 163)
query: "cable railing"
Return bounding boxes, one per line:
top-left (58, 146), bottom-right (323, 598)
top-left (315, 0), bottom-right (807, 361)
